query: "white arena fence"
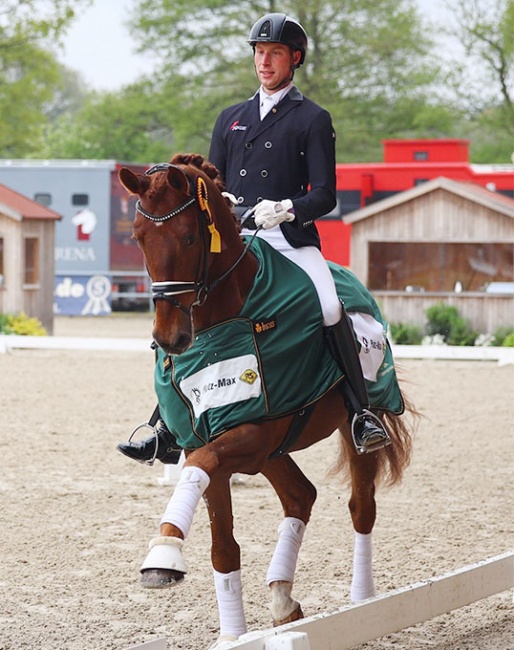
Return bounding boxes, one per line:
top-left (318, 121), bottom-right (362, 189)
top-left (123, 551), bottom-right (513, 650)
top-left (1, 334), bottom-right (513, 365)
top-left (213, 550), bottom-right (513, 649)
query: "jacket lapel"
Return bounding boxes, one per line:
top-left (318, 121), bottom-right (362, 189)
top-left (242, 88), bottom-right (304, 142)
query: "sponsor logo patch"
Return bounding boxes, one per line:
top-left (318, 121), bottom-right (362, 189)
top-left (179, 354), bottom-right (261, 417)
top-left (240, 369), bottom-right (258, 384)
top-left (254, 317), bottom-right (276, 334)
top-left (230, 120), bottom-right (248, 131)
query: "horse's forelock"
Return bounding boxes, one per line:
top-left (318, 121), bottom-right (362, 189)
top-left (170, 153), bottom-right (226, 194)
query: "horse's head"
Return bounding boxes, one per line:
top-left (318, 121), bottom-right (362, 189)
top-left (119, 154), bottom-right (244, 355)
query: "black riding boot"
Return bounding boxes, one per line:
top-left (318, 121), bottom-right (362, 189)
top-left (116, 406), bottom-right (182, 465)
top-left (325, 304), bottom-right (391, 454)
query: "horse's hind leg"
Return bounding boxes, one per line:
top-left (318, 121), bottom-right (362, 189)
top-left (347, 444), bottom-right (379, 602)
top-left (260, 456), bottom-right (317, 626)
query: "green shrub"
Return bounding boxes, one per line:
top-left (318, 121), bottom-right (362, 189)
top-left (0, 312), bottom-right (47, 336)
top-left (389, 322), bottom-right (423, 345)
top-left (492, 326), bottom-right (514, 346)
top-left (501, 332), bottom-right (514, 347)
top-left (425, 302), bottom-right (477, 346)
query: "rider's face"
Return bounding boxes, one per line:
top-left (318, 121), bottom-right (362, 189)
top-left (254, 42), bottom-right (300, 93)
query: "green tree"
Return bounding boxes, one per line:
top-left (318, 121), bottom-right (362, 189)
top-left (40, 81), bottom-right (175, 162)
top-left (0, 0), bottom-right (90, 156)
top-left (122, 0), bottom-right (447, 161)
top-left (445, 0), bottom-right (514, 162)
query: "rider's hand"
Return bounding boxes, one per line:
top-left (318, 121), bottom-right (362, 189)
top-left (254, 199), bottom-right (295, 230)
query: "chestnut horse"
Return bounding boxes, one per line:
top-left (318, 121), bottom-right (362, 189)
top-left (119, 154), bottom-right (414, 648)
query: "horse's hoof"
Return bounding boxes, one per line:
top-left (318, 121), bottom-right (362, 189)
top-left (273, 602), bottom-right (304, 627)
top-left (140, 568), bottom-right (185, 589)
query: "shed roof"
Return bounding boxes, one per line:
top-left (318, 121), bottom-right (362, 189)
top-left (344, 176), bottom-right (514, 224)
top-left (0, 183), bottom-right (62, 222)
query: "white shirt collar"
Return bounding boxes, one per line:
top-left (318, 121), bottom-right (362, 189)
top-left (259, 83), bottom-right (294, 120)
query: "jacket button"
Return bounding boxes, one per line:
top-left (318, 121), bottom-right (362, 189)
top-left (237, 196), bottom-right (244, 204)
top-left (245, 142), bottom-right (252, 149)
top-left (239, 169), bottom-right (247, 176)
top-left (261, 170), bottom-right (268, 177)
top-left (265, 141), bottom-right (272, 149)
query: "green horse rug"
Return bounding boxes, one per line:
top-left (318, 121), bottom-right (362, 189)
top-left (155, 237), bottom-right (403, 449)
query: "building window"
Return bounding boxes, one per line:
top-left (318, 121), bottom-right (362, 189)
top-left (24, 237), bottom-right (39, 285)
top-left (34, 193), bottom-right (52, 207)
top-left (368, 242), bottom-right (514, 292)
top-left (72, 194), bottom-right (89, 206)
top-left (413, 150), bottom-right (428, 161)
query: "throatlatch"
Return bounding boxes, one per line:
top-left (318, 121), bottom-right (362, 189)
top-left (324, 302), bottom-right (391, 454)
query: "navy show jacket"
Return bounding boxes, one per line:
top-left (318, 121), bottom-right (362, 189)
top-left (208, 86), bottom-right (337, 250)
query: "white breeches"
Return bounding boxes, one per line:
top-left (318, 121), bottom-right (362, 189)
top-left (244, 226), bottom-right (342, 326)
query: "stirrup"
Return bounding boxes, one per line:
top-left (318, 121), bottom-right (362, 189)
top-left (351, 409), bottom-right (391, 455)
top-left (126, 421), bottom-right (159, 466)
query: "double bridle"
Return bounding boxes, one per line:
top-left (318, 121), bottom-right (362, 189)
top-left (137, 163), bottom-right (256, 317)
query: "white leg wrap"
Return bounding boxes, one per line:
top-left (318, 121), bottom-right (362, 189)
top-left (350, 531), bottom-right (376, 602)
top-left (159, 466), bottom-right (210, 538)
top-left (140, 536), bottom-right (187, 573)
top-left (213, 569), bottom-right (247, 639)
top-left (266, 517), bottom-right (306, 586)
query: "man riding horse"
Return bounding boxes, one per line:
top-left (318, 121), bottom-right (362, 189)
top-left (117, 12), bottom-right (391, 464)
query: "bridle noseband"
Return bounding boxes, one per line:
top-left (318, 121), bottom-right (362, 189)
top-left (136, 163), bottom-right (255, 318)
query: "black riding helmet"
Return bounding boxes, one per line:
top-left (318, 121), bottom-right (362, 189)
top-left (248, 13), bottom-right (308, 68)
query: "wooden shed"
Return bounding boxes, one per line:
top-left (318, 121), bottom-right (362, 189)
top-left (0, 183), bottom-right (61, 334)
top-left (345, 177), bottom-right (514, 333)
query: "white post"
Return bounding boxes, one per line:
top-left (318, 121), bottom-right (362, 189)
top-left (157, 451), bottom-right (185, 486)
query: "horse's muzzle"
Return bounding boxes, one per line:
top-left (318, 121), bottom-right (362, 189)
top-left (153, 330), bottom-right (193, 356)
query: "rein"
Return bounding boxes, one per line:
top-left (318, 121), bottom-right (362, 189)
top-left (137, 163), bottom-right (259, 315)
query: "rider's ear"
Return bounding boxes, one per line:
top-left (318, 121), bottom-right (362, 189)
top-left (167, 166), bottom-right (190, 195)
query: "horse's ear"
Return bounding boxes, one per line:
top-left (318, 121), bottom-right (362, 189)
top-left (119, 168), bottom-right (147, 195)
top-left (166, 165), bottom-right (190, 195)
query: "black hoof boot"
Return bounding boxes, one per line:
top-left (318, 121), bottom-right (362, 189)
top-left (351, 410), bottom-right (391, 455)
top-left (117, 420), bottom-right (182, 465)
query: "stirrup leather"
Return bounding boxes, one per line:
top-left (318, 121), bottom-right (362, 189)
top-left (351, 409), bottom-right (391, 455)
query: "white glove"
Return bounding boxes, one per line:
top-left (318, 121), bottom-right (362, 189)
top-left (254, 199), bottom-right (295, 230)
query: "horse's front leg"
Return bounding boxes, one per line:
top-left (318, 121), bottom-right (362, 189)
top-left (260, 456), bottom-right (317, 626)
top-left (140, 422), bottom-right (274, 589)
top-left (346, 437), bottom-right (379, 602)
top-left (140, 460), bottom-right (211, 588)
top-left (204, 473), bottom-right (247, 645)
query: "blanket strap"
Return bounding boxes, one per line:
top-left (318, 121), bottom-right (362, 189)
top-left (268, 403), bottom-right (317, 460)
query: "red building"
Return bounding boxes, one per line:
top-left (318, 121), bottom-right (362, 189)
top-left (320, 139), bottom-right (514, 266)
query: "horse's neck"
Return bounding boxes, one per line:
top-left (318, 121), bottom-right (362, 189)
top-left (197, 211), bottom-right (258, 328)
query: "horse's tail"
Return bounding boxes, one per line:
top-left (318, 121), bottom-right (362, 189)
top-left (376, 390), bottom-right (418, 486)
top-left (332, 384), bottom-right (419, 488)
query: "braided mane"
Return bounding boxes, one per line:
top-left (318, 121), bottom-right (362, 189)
top-left (170, 153), bottom-right (226, 194)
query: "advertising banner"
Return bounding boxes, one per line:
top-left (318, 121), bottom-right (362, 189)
top-left (54, 274), bottom-right (112, 316)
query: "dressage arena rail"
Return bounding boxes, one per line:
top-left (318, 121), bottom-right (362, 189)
top-left (1, 334), bottom-right (514, 364)
top-left (124, 551), bottom-right (513, 650)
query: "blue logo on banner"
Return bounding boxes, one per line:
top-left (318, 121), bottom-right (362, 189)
top-left (54, 275), bottom-right (112, 315)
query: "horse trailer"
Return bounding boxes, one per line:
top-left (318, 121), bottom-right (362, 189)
top-left (0, 159), bottom-right (148, 315)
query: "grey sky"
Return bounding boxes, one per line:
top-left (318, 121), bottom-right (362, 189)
top-left (59, 0), bottom-right (453, 91)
